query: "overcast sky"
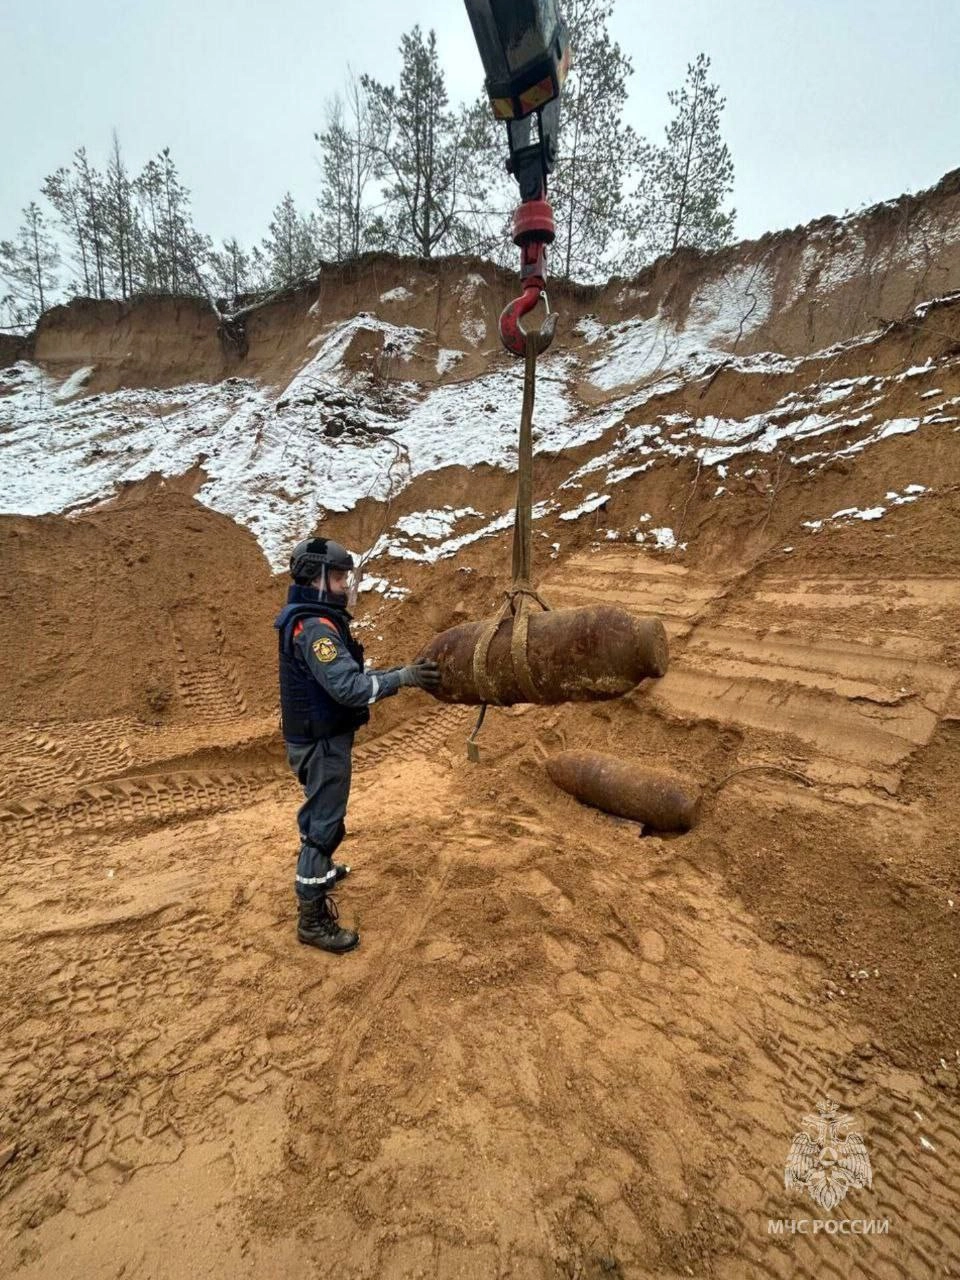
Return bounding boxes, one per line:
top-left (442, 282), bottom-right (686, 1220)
top-left (3, 0), bottom-right (958, 254)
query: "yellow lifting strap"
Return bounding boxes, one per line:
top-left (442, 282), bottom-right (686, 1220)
top-left (467, 328), bottom-right (556, 761)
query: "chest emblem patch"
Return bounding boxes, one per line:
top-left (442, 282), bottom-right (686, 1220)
top-left (312, 636), bottom-right (338, 664)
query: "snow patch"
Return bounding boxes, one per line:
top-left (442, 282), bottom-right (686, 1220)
top-left (590, 262), bottom-right (773, 392)
top-left (639, 526), bottom-right (683, 550)
top-left (393, 507), bottom-right (481, 541)
top-left (605, 463), bottom-right (651, 485)
top-left (573, 315), bottom-right (606, 345)
top-left (801, 487), bottom-right (928, 532)
top-left (457, 273), bottom-right (488, 348)
top-left (52, 366), bottom-right (95, 401)
top-left (299, 313), bottom-right (422, 383)
top-left (831, 506), bottom-right (886, 521)
top-left (366, 499), bottom-right (558, 564)
top-left (358, 574), bottom-right (409, 600)
top-left (460, 315), bottom-right (486, 347)
top-left (559, 492), bottom-right (610, 521)
top-left (886, 484), bottom-right (927, 505)
top-left (0, 354), bottom-right (579, 572)
top-left (436, 348), bottom-right (464, 376)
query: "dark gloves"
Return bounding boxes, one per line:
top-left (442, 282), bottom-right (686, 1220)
top-left (397, 659), bottom-right (442, 690)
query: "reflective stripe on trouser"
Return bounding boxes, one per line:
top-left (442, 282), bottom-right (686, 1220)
top-left (286, 730), bottom-right (354, 901)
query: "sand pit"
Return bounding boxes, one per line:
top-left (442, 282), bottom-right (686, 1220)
top-left (2, 206), bottom-right (960, 1277)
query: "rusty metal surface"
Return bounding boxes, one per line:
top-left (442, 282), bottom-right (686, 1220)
top-left (545, 749), bottom-right (701, 832)
top-left (419, 605), bottom-right (668, 706)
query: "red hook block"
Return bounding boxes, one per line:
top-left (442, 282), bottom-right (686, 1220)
top-left (498, 198), bottom-right (557, 356)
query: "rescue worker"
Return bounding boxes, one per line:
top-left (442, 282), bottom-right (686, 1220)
top-left (275, 537), bottom-right (441, 954)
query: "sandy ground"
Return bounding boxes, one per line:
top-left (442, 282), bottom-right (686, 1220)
top-left (1, 525), bottom-right (958, 1279)
top-left (4, 223), bottom-right (960, 1276)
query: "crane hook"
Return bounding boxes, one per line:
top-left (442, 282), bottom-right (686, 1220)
top-left (499, 284), bottom-right (558, 357)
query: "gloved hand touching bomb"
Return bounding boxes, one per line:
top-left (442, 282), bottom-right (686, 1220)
top-left (397, 659), bottom-right (442, 691)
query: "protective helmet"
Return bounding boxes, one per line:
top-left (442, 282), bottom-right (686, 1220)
top-left (289, 537), bottom-right (357, 608)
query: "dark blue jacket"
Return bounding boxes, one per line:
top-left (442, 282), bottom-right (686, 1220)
top-left (274, 585), bottom-right (403, 743)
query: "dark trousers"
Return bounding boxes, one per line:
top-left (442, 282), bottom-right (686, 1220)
top-left (286, 730), bottom-right (354, 901)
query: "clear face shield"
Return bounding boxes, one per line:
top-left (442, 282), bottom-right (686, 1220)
top-left (319, 563), bottom-right (358, 610)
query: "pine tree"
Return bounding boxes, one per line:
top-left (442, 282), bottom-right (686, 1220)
top-left (255, 193), bottom-right (320, 288)
top-left (159, 147), bottom-right (187, 292)
top-left (550, 0), bottom-right (641, 281)
top-left (134, 148), bottom-right (210, 295)
top-left (316, 73), bottom-right (377, 261)
top-left (104, 132), bottom-right (138, 299)
top-left (0, 202), bottom-right (60, 323)
top-left (0, 296), bottom-right (25, 332)
top-left (158, 147), bottom-right (205, 293)
top-left (316, 97), bottom-right (353, 262)
top-left (447, 95), bottom-right (510, 260)
top-left (134, 156), bottom-right (166, 290)
top-left (73, 147), bottom-right (109, 298)
top-left (633, 53), bottom-right (735, 259)
top-left (208, 237), bottom-right (253, 306)
top-left (344, 72), bottom-right (379, 257)
top-left (41, 165), bottom-right (93, 295)
top-left (362, 27), bottom-right (477, 258)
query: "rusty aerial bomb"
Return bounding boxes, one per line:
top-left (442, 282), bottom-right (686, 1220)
top-left (419, 604), bottom-right (668, 706)
top-left (545, 750), bottom-right (701, 832)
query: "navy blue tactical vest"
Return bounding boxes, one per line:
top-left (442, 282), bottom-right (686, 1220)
top-left (274, 585), bottom-right (370, 743)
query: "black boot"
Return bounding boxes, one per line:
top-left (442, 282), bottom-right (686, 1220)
top-left (297, 895), bottom-right (359, 953)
